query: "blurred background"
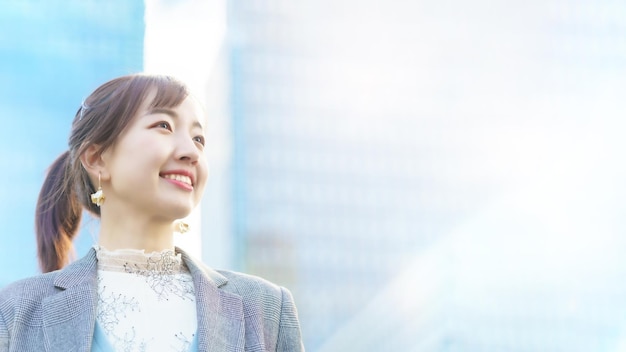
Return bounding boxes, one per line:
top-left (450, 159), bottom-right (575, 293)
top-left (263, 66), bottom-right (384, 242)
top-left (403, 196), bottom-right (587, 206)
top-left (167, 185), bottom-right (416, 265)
top-left (2, 0), bottom-right (626, 351)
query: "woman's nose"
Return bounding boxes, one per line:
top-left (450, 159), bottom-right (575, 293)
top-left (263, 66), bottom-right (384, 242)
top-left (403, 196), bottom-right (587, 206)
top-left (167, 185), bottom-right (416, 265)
top-left (175, 134), bottom-right (200, 163)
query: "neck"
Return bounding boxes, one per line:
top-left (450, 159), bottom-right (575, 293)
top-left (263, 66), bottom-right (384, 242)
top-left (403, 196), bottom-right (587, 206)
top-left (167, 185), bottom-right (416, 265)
top-left (98, 214), bottom-right (175, 252)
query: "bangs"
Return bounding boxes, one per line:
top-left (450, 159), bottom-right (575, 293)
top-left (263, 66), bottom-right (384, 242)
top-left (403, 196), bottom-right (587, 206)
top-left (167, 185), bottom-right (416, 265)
top-left (145, 75), bottom-right (189, 109)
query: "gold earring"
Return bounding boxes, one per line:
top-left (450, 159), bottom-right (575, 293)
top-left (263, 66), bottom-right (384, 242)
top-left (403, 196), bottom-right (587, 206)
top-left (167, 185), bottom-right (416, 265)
top-left (174, 220), bottom-right (189, 234)
top-left (90, 172), bottom-right (105, 206)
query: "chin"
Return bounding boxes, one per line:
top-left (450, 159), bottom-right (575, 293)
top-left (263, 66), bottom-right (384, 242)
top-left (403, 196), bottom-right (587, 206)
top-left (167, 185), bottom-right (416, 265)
top-left (162, 204), bottom-right (195, 220)
top-left (154, 194), bottom-right (200, 218)
top-left (174, 208), bottom-right (194, 220)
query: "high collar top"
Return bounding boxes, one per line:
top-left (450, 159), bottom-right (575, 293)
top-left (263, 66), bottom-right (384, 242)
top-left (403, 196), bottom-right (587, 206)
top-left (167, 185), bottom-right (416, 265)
top-left (95, 246), bottom-right (187, 274)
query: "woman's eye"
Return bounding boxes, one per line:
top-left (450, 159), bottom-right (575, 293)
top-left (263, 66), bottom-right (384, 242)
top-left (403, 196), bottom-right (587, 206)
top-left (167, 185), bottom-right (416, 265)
top-left (193, 136), bottom-right (205, 146)
top-left (156, 121), bottom-right (172, 130)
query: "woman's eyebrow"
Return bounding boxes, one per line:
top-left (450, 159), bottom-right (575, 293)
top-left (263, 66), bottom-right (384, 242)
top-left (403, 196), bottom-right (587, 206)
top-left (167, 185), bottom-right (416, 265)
top-left (147, 107), bottom-right (203, 130)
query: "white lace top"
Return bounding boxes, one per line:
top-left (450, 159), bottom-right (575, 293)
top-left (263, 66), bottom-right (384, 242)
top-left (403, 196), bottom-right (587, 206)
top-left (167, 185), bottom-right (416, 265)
top-left (94, 246), bottom-right (198, 352)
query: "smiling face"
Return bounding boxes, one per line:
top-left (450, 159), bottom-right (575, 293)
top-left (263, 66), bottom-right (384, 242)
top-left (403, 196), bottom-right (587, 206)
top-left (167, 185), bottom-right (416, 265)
top-left (99, 93), bottom-right (208, 222)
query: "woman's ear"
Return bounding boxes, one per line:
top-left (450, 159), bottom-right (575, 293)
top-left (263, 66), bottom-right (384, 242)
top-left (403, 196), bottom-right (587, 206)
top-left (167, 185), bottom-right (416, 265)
top-left (79, 144), bottom-right (110, 181)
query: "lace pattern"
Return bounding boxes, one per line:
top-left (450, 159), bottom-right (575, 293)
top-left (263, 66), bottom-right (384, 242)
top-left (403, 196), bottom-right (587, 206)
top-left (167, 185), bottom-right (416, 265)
top-left (95, 246), bottom-right (197, 352)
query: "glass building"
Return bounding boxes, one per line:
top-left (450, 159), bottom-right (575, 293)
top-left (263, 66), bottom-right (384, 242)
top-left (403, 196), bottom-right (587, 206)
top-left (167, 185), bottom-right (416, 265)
top-left (227, 0), bottom-right (626, 350)
top-left (227, 1), bottom-right (435, 349)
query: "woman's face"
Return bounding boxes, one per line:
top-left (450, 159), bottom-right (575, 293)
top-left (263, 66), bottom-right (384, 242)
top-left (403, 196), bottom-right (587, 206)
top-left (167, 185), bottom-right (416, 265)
top-left (100, 94), bottom-right (208, 221)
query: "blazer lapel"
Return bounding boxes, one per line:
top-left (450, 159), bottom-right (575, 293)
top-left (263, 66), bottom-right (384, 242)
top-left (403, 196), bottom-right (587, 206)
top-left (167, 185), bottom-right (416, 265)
top-left (178, 248), bottom-right (246, 352)
top-left (42, 248), bottom-right (98, 352)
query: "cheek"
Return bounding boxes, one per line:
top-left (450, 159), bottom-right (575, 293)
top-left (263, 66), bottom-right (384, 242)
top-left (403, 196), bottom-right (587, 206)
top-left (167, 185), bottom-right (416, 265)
top-left (111, 141), bottom-right (165, 180)
top-left (196, 160), bottom-right (210, 188)
top-left (124, 136), bottom-right (167, 162)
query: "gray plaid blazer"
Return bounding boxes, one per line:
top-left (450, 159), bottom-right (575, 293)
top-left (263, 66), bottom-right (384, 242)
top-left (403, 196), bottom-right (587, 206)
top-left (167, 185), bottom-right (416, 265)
top-left (0, 247), bottom-right (304, 352)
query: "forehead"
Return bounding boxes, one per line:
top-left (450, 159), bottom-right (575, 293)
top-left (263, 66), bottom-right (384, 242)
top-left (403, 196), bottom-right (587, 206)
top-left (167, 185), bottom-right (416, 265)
top-left (143, 94), bottom-right (206, 126)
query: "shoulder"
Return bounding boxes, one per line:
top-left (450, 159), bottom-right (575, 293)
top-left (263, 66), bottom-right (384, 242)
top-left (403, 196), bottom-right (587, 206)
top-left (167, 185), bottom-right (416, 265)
top-left (178, 247), bottom-right (299, 319)
top-left (215, 269), bottom-right (300, 323)
top-left (215, 270), bottom-right (303, 350)
top-left (0, 272), bottom-right (60, 326)
top-left (216, 269), bottom-right (286, 304)
top-left (0, 248), bottom-right (98, 302)
top-left (178, 247), bottom-right (288, 305)
top-left (0, 271), bottom-right (59, 302)
top-left (217, 270), bottom-right (302, 337)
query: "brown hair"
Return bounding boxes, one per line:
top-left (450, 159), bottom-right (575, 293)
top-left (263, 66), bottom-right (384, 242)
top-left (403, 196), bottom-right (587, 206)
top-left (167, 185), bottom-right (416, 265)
top-left (35, 74), bottom-right (189, 272)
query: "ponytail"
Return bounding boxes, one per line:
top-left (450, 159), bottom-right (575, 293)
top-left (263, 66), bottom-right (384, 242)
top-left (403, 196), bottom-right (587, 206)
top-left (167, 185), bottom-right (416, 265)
top-left (35, 151), bottom-right (83, 273)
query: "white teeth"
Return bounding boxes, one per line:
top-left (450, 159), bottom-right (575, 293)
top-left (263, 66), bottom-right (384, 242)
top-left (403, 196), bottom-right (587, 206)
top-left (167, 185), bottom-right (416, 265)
top-left (163, 174), bottom-right (192, 186)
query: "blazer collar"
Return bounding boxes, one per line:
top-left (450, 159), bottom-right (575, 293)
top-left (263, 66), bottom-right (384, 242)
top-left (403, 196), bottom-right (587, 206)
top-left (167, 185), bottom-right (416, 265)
top-left (43, 247), bottom-right (246, 352)
top-left (43, 248), bottom-right (99, 352)
top-left (177, 247), bottom-right (246, 351)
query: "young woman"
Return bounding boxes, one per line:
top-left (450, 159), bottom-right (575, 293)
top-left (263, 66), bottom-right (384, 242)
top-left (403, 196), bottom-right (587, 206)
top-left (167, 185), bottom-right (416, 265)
top-left (0, 74), bottom-right (304, 351)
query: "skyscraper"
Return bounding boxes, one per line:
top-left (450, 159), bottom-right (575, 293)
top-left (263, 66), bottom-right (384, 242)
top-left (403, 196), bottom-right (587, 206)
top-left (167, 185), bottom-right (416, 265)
top-left (227, 1), bottom-right (435, 348)
top-left (227, 0), bottom-right (626, 350)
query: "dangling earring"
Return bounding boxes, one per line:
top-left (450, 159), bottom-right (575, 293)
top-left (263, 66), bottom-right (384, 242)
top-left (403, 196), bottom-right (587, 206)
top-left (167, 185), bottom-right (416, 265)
top-left (174, 220), bottom-right (189, 234)
top-left (90, 172), bottom-right (105, 206)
